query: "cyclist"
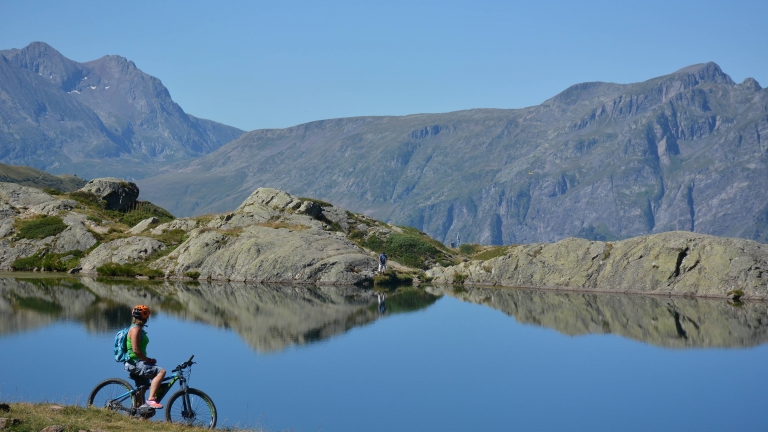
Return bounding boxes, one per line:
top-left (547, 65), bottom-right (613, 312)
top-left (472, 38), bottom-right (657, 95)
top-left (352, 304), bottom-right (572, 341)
top-left (125, 304), bottom-right (166, 409)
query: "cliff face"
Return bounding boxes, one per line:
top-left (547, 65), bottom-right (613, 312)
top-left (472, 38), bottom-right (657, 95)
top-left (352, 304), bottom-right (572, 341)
top-left (427, 231), bottom-right (768, 298)
top-left (0, 42), bottom-right (243, 179)
top-left (139, 63), bottom-right (768, 245)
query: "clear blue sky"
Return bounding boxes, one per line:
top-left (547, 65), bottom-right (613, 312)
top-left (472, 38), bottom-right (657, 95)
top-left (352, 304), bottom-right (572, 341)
top-left (1, 0), bottom-right (766, 131)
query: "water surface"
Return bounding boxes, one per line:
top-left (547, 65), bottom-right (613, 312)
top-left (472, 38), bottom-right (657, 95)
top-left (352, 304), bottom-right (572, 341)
top-left (1, 275), bottom-right (767, 431)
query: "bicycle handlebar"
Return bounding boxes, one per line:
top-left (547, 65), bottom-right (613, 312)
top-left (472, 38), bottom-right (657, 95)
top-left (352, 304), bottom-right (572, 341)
top-left (172, 355), bottom-right (195, 372)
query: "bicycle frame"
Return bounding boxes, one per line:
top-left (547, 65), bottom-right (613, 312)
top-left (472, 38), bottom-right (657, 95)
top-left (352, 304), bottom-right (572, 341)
top-left (110, 357), bottom-right (193, 416)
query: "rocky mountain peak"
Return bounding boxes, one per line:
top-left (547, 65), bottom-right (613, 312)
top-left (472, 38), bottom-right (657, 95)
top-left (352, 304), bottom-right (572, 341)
top-left (741, 77), bottom-right (762, 91)
top-left (0, 41), bottom-right (85, 91)
top-left (669, 62), bottom-right (734, 85)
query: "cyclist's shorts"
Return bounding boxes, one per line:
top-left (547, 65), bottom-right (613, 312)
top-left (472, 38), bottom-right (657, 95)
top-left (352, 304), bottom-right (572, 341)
top-left (125, 360), bottom-right (161, 385)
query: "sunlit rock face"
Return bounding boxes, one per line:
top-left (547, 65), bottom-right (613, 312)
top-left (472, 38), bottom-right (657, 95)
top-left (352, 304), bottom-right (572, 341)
top-left (151, 188), bottom-right (378, 285)
top-left (428, 231), bottom-right (768, 298)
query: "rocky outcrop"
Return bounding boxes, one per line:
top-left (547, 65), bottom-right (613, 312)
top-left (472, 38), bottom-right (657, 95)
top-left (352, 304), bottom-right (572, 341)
top-left (153, 188), bottom-right (376, 284)
top-left (0, 197), bottom-right (97, 269)
top-left (128, 217), bottom-right (159, 234)
top-left (79, 178), bottom-right (139, 211)
top-left (428, 231), bottom-right (768, 298)
top-left (78, 237), bottom-right (166, 273)
top-left (0, 183), bottom-right (57, 210)
top-left (150, 218), bottom-right (197, 235)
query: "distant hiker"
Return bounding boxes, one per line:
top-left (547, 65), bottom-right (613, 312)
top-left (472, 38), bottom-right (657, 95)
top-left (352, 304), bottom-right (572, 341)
top-left (377, 293), bottom-right (387, 314)
top-left (378, 252), bottom-right (387, 273)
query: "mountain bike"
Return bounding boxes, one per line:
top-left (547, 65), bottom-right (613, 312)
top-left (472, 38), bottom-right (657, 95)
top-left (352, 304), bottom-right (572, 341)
top-left (87, 355), bottom-right (217, 429)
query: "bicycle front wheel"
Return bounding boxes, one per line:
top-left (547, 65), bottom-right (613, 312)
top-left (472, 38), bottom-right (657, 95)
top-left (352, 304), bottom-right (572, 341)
top-left (87, 378), bottom-right (135, 415)
top-left (165, 387), bottom-right (217, 429)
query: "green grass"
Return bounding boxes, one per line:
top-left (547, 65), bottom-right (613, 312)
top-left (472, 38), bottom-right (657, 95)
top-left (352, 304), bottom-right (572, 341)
top-left (65, 191), bottom-right (176, 227)
top-left (299, 197), bottom-right (333, 207)
top-left (117, 201), bottom-right (175, 227)
top-left (11, 250), bottom-right (84, 272)
top-left (360, 231), bottom-right (456, 269)
top-left (96, 262), bottom-right (165, 279)
top-left (14, 215), bottom-right (68, 240)
top-left (0, 402), bottom-right (265, 432)
top-left (373, 269), bottom-right (414, 286)
top-left (184, 271), bottom-right (201, 280)
top-left (458, 243), bottom-right (482, 255)
top-left (473, 245), bottom-right (515, 261)
top-left (452, 272), bottom-right (467, 285)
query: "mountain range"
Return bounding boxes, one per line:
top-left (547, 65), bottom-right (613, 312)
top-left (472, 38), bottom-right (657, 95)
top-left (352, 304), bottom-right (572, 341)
top-left (1, 42), bottom-right (766, 245)
top-left (0, 42), bottom-right (243, 179)
top-left (138, 63), bottom-right (768, 245)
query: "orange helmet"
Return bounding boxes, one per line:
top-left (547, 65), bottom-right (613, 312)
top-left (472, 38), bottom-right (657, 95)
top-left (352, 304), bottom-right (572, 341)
top-left (132, 304), bottom-right (151, 320)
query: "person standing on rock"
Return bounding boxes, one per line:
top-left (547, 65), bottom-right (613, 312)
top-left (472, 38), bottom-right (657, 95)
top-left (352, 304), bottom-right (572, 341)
top-left (378, 252), bottom-right (387, 273)
top-left (125, 305), bottom-right (166, 409)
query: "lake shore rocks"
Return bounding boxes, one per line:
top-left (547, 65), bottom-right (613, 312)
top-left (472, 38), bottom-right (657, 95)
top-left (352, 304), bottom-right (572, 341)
top-left (427, 231), bottom-right (768, 299)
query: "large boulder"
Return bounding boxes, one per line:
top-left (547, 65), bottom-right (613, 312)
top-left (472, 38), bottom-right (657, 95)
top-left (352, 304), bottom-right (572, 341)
top-left (79, 237), bottom-right (166, 273)
top-left (79, 178), bottom-right (139, 211)
top-left (0, 182), bottom-right (56, 209)
top-left (153, 225), bottom-right (376, 284)
top-left (153, 187), bottom-right (376, 284)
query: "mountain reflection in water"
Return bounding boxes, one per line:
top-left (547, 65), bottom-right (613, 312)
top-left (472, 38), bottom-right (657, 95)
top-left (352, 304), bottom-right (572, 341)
top-left (426, 285), bottom-right (768, 348)
top-left (0, 275), bottom-right (440, 352)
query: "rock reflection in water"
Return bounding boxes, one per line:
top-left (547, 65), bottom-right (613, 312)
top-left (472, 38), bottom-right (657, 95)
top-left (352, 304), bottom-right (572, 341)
top-left (426, 285), bottom-right (768, 348)
top-left (0, 275), bottom-right (437, 352)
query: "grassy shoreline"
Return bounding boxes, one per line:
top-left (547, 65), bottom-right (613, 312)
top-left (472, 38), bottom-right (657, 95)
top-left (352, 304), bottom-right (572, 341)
top-left (0, 402), bottom-right (265, 432)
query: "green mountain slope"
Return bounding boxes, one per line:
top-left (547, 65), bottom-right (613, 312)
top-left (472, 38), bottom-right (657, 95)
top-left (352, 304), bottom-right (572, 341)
top-left (0, 163), bottom-right (86, 191)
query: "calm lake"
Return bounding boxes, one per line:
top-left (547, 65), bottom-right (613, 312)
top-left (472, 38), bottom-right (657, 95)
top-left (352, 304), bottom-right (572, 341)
top-left (1, 273), bottom-right (767, 431)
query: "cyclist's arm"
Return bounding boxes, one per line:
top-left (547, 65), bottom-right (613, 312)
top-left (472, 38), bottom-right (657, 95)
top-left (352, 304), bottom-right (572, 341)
top-left (129, 326), bottom-right (153, 362)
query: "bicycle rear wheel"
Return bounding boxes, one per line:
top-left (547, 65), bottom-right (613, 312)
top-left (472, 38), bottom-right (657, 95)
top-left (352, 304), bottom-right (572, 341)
top-left (87, 378), bottom-right (136, 415)
top-left (165, 387), bottom-right (217, 429)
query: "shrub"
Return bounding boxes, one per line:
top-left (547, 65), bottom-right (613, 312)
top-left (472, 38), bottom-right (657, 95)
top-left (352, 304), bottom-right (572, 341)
top-left (68, 191), bottom-right (105, 208)
top-left (184, 271), bottom-right (201, 280)
top-left (43, 188), bottom-right (63, 195)
top-left (155, 229), bottom-right (187, 246)
top-left (117, 201), bottom-right (174, 227)
top-left (299, 197), bottom-right (333, 208)
top-left (373, 270), bottom-right (413, 286)
top-left (458, 243), bottom-right (482, 255)
top-left (386, 233), bottom-right (441, 268)
top-left (452, 272), bottom-right (466, 285)
top-left (360, 232), bottom-right (455, 269)
top-left (87, 215), bottom-right (102, 224)
top-left (15, 216), bottom-right (68, 240)
top-left (474, 246), bottom-right (515, 261)
top-left (96, 262), bottom-right (164, 278)
top-left (11, 250), bottom-right (84, 271)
